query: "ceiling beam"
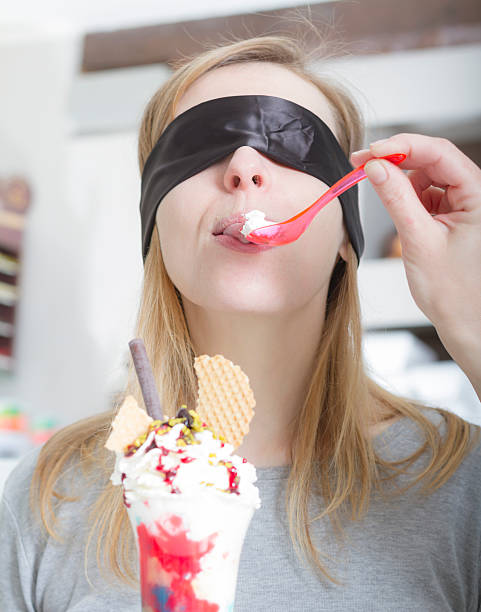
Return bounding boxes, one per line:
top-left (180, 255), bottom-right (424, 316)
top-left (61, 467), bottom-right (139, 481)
top-left (82, 0), bottom-right (481, 72)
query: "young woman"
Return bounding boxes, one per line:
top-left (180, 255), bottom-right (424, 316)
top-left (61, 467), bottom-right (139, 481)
top-left (1, 36), bottom-right (481, 611)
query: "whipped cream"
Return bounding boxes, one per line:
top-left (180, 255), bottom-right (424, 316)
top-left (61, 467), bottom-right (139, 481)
top-left (111, 413), bottom-right (260, 509)
top-left (240, 210), bottom-right (276, 238)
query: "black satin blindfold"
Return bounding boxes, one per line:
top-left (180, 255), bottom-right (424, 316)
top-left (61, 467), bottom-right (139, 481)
top-left (140, 95), bottom-right (364, 264)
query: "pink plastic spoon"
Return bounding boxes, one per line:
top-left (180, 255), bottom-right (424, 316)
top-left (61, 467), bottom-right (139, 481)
top-left (246, 153), bottom-right (406, 246)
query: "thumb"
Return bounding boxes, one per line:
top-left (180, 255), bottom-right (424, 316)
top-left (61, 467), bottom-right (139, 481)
top-left (364, 158), bottom-right (437, 248)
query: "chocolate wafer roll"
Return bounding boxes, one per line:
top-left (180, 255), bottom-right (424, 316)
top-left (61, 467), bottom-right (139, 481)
top-left (128, 338), bottom-right (163, 421)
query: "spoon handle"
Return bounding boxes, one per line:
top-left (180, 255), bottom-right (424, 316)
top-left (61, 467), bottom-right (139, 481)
top-left (247, 153), bottom-right (406, 245)
top-left (298, 153), bottom-right (407, 224)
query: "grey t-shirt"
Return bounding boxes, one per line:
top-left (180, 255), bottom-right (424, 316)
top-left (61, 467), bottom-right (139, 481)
top-left (1, 407), bottom-right (481, 611)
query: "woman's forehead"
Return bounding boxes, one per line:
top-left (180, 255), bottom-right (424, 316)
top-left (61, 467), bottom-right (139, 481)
top-left (174, 62), bottom-right (337, 135)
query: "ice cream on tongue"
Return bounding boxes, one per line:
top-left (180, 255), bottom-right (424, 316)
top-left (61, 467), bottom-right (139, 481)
top-left (222, 222), bottom-right (251, 244)
top-left (240, 209), bottom-right (277, 238)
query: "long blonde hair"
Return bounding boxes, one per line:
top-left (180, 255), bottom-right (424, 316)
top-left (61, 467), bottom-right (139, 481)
top-left (30, 34), bottom-right (480, 586)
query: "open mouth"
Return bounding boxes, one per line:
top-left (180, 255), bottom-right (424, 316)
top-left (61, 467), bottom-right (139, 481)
top-left (212, 214), bottom-right (249, 241)
top-left (215, 222), bottom-right (251, 243)
top-left (211, 213), bottom-right (275, 252)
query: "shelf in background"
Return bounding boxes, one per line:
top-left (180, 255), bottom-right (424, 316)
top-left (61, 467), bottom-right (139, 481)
top-left (357, 257), bottom-right (430, 330)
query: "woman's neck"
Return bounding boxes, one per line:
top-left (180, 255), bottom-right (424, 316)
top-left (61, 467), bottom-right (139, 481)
top-left (182, 294), bottom-right (325, 467)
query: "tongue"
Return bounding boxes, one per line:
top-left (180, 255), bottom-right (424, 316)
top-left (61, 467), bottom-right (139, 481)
top-left (222, 223), bottom-right (251, 243)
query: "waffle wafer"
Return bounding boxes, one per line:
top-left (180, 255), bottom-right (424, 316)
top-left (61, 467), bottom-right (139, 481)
top-left (105, 395), bottom-right (154, 452)
top-left (194, 355), bottom-right (255, 449)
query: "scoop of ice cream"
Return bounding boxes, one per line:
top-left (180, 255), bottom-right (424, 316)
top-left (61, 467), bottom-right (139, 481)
top-left (240, 210), bottom-right (276, 238)
top-left (111, 408), bottom-right (260, 509)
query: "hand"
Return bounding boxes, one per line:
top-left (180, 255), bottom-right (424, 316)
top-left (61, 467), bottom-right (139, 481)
top-left (351, 133), bottom-right (481, 399)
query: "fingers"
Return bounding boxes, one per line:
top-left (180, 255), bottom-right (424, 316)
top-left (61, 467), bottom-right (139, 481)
top-left (362, 157), bottom-right (440, 249)
top-left (350, 150), bottom-right (448, 214)
top-left (351, 133), bottom-right (481, 213)
top-left (370, 134), bottom-right (478, 187)
top-left (407, 168), bottom-right (448, 199)
top-left (419, 186), bottom-right (451, 216)
top-left (350, 148), bottom-right (371, 166)
top-left (408, 169), bottom-right (435, 198)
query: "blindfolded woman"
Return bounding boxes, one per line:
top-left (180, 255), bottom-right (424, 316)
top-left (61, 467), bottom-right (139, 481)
top-left (2, 34), bottom-right (481, 611)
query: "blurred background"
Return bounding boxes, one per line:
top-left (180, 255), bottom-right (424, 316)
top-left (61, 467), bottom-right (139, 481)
top-left (0, 0), bottom-right (480, 485)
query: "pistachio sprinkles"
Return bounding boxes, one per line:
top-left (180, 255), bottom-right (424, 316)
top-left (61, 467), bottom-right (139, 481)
top-left (116, 405), bottom-right (252, 498)
top-left (124, 406), bottom-right (226, 457)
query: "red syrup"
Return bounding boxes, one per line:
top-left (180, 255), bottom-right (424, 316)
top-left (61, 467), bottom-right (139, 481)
top-left (156, 449), bottom-right (180, 493)
top-left (180, 456), bottom-right (195, 463)
top-left (137, 518), bottom-right (219, 612)
top-left (226, 464), bottom-right (240, 495)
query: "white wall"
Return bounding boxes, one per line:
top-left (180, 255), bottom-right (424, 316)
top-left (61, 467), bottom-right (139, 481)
top-left (0, 0), bottom-right (336, 32)
top-left (70, 43), bottom-right (481, 135)
top-left (315, 44), bottom-right (481, 128)
top-left (65, 131), bottom-right (144, 414)
top-left (0, 23), bottom-right (113, 424)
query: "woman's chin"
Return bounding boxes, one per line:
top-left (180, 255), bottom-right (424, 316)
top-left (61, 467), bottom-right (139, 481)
top-left (194, 284), bottom-right (298, 314)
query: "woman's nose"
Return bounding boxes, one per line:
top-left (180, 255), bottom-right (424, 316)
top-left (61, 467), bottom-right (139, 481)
top-left (223, 146), bottom-right (271, 192)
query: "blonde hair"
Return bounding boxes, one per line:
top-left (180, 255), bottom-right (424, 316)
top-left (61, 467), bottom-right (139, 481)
top-left (30, 34), bottom-right (480, 587)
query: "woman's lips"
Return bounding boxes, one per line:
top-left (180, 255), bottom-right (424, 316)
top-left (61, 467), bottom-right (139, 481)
top-left (213, 222), bottom-right (274, 253)
top-left (213, 234), bottom-right (275, 253)
top-left (212, 217), bottom-right (275, 253)
top-left (221, 222), bottom-right (251, 243)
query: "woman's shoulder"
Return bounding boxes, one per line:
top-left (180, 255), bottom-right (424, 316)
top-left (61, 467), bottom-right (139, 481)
top-left (376, 405), bottom-right (481, 469)
top-left (386, 405), bottom-right (481, 447)
top-left (2, 445), bottom-right (43, 510)
top-left (426, 405), bottom-right (481, 450)
top-left (2, 435), bottom-right (110, 522)
top-left (416, 406), bottom-right (481, 482)
top-left (444, 409), bottom-right (481, 474)
top-left (1, 446), bottom-right (49, 558)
